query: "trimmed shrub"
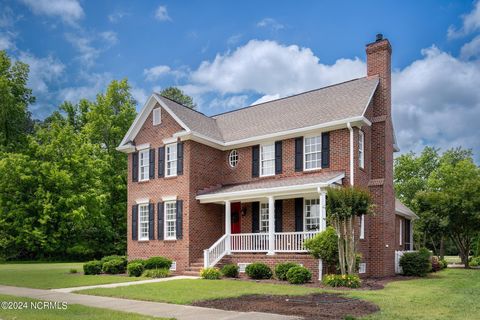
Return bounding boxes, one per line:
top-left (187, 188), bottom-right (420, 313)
top-left (69, 268), bottom-right (78, 274)
top-left (245, 263), bottom-right (272, 279)
top-left (400, 250), bottom-right (431, 277)
top-left (101, 255), bottom-right (127, 265)
top-left (200, 267), bottom-right (221, 279)
top-left (142, 268), bottom-right (170, 278)
top-left (144, 256), bottom-right (172, 270)
top-left (323, 274), bottom-right (361, 288)
top-left (274, 262), bottom-right (299, 281)
top-left (128, 258), bottom-right (145, 266)
top-left (286, 266), bottom-right (312, 284)
top-left (470, 256), bottom-right (480, 267)
top-left (83, 260), bottom-right (103, 275)
top-left (127, 262), bottom-right (144, 277)
top-left (102, 258), bottom-right (127, 274)
top-left (304, 227), bottom-right (338, 272)
top-left (221, 264), bottom-right (239, 278)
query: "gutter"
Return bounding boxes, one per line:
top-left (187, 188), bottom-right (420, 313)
top-left (347, 122), bottom-right (354, 186)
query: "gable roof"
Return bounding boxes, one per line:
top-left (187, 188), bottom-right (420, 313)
top-left (117, 76), bottom-right (378, 151)
top-left (395, 198), bottom-right (419, 220)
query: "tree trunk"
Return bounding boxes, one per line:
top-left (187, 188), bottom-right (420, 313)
top-left (439, 236), bottom-right (445, 260)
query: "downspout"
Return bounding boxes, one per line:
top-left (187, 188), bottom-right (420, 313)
top-left (347, 122), bottom-right (354, 186)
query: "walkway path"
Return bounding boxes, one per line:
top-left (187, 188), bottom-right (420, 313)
top-left (52, 275), bottom-right (200, 293)
top-left (0, 285), bottom-right (299, 320)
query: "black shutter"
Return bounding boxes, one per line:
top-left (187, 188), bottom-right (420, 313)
top-left (252, 145), bottom-right (260, 178)
top-left (252, 202), bottom-right (260, 233)
top-left (149, 149), bottom-right (155, 179)
top-left (275, 200), bottom-right (283, 232)
top-left (132, 205), bottom-right (138, 240)
top-left (149, 203), bottom-right (155, 240)
top-left (275, 141), bottom-right (282, 175)
top-left (158, 147), bottom-right (165, 178)
top-left (157, 202), bottom-right (164, 240)
top-left (132, 152), bottom-right (139, 182)
top-left (295, 198), bottom-right (303, 232)
top-left (177, 142), bottom-right (184, 176)
top-left (176, 200), bottom-right (183, 239)
top-left (295, 137), bottom-right (303, 172)
top-left (321, 132), bottom-right (330, 168)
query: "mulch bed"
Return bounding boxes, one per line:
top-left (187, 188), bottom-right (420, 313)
top-left (192, 293), bottom-right (379, 320)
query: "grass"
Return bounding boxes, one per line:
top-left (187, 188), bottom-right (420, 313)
top-left (0, 294), bottom-right (167, 320)
top-left (0, 263), bottom-right (144, 289)
top-left (80, 269), bottom-right (480, 320)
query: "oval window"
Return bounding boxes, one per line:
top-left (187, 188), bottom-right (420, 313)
top-left (229, 150), bottom-right (238, 168)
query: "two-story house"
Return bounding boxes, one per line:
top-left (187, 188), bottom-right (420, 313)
top-left (117, 35), bottom-right (417, 279)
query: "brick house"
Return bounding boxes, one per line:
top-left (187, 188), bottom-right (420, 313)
top-left (117, 35), bottom-right (417, 279)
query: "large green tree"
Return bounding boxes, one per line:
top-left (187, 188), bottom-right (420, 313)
top-left (160, 87), bottom-right (196, 109)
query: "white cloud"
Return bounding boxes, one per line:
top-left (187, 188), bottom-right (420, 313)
top-left (65, 33), bottom-right (100, 67)
top-left (58, 72), bottom-right (112, 103)
top-left (447, 0), bottom-right (480, 38)
top-left (209, 95), bottom-right (249, 113)
top-left (143, 65), bottom-right (172, 81)
top-left (100, 31), bottom-right (118, 46)
top-left (252, 94), bottom-right (280, 105)
top-left (131, 87), bottom-right (148, 108)
top-left (155, 5), bottom-right (172, 22)
top-left (227, 34), bottom-right (242, 46)
top-left (460, 35), bottom-right (480, 59)
top-left (108, 11), bottom-right (128, 23)
top-left (19, 52), bottom-right (65, 94)
top-left (19, 0), bottom-right (84, 25)
top-left (0, 34), bottom-right (13, 50)
top-left (257, 18), bottom-right (284, 31)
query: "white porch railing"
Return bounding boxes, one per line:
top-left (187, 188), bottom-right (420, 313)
top-left (203, 234), bottom-right (228, 268)
top-left (274, 231), bottom-right (318, 252)
top-left (231, 233), bottom-right (269, 252)
top-left (395, 250), bottom-right (415, 274)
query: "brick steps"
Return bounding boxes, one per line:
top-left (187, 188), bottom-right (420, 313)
top-left (181, 258), bottom-right (204, 276)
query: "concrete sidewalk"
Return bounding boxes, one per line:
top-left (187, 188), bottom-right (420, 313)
top-left (52, 275), bottom-right (200, 293)
top-left (0, 285), bottom-right (299, 320)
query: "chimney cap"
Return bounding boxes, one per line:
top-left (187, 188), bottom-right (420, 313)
top-left (376, 33), bottom-right (384, 42)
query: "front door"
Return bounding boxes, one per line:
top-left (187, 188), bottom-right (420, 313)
top-left (231, 202), bottom-right (241, 234)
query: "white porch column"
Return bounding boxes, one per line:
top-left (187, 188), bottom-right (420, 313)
top-left (267, 196), bottom-right (275, 255)
top-left (225, 200), bottom-right (231, 254)
top-left (319, 188), bottom-right (327, 231)
top-left (409, 219), bottom-right (414, 251)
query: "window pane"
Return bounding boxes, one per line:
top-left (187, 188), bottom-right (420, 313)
top-left (260, 203), bottom-right (269, 233)
top-left (304, 136), bottom-right (321, 170)
top-left (260, 144), bottom-right (275, 176)
top-left (305, 199), bottom-right (320, 231)
top-left (139, 204), bottom-right (149, 240)
top-left (165, 202), bottom-right (177, 239)
top-left (165, 144), bottom-right (177, 177)
top-left (139, 150), bottom-right (150, 181)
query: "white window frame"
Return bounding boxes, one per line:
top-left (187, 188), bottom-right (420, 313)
top-left (360, 214), bottom-right (365, 239)
top-left (304, 198), bottom-right (320, 231)
top-left (229, 149), bottom-right (239, 168)
top-left (303, 135), bottom-right (322, 171)
top-left (164, 201), bottom-right (177, 240)
top-left (138, 149), bottom-right (150, 182)
top-left (259, 202), bottom-right (269, 233)
top-left (260, 143), bottom-right (275, 177)
top-left (359, 130), bottom-right (365, 169)
top-left (138, 203), bottom-right (149, 241)
top-left (399, 219), bottom-right (403, 246)
top-left (165, 143), bottom-right (177, 177)
top-left (153, 108), bottom-right (161, 126)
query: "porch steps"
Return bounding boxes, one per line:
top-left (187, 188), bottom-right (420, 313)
top-left (182, 258), bottom-right (204, 276)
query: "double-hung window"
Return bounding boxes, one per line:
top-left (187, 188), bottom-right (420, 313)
top-left (259, 203), bottom-right (269, 233)
top-left (138, 203), bottom-right (149, 240)
top-left (164, 201), bottom-right (177, 240)
top-left (139, 149), bottom-right (150, 181)
top-left (304, 199), bottom-right (320, 231)
top-left (359, 130), bottom-right (365, 169)
top-left (304, 136), bottom-right (322, 170)
top-left (260, 143), bottom-right (275, 176)
top-left (165, 143), bottom-right (177, 177)
top-left (153, 108), bottom-right (161, 126)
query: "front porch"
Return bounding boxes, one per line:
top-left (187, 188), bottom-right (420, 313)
top-left (196, 172), bottom-right (345, 268)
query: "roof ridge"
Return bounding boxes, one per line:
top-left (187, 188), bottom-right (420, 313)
top-left (211, 76), bottom-right (369, 118)
top-left (154, 93), bottom-right (212, 118)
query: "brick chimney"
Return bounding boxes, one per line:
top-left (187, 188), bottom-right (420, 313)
top-left (365, 34), bottom-right (396, 277)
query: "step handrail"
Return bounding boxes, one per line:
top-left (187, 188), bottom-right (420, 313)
top-left (203, 234), bottom-right (229, 268)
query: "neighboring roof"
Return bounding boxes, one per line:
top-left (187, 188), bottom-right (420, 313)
top-left (395, 198), bottom-right (419, 220)
top-left (196, 171), bottom-right (345, 203)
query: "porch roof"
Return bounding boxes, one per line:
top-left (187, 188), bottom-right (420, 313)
top-left (196, 171), bottom-right (345, 203)
top-left (395, 198), bottom-right (419, 220)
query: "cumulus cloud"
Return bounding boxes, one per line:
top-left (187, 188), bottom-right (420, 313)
top-left (0, 34), bottom-right (14, 50)
top-left (100, 31), bottom-right (118, 46)
top-left (155, 5), bottom-right (172, 22)
top-left (58, 72), bottom-right (112, 103)
top-left (209, 95), bottom-right (249, 113)
top-left (257, 18), bottom-right (284, 31)
top-left (460, 35), bottom-right (480, 59)
top-left (252, 94), bottom-right (281, 105)
top-left (131, 87), bottom-right (148, 108)
top-left (65, 31), bottom-right (118, 67)
top-left (447, 0), bottom-right (480, 38)
top-left (144, 65), bottom-right (171, 81)
top-left (19, 52), bottom-right (65, 93)
top-left (19, 0), bottom-right (84, 25)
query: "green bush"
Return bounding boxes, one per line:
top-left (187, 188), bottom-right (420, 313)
top-left (221, 264), bottom-right (239, 278)
top-left (274, 262), bottom-right (299, 281)
top-left (102, 258), bottom-right (127, 274)
top-left (66, 245), bottom-right (95, 261)
top-left (440, 259), bottom-right (448, 269)
top-left (144, 256), bottom-right (172, 270)
top-left (286, 266), bottom-right (312, 284)
top-left (128, 258), bottom-right (145, 266)
top-left (323, 274), bottom-right (361, 288)
top-left (200, 267), bottom-right (221, 279)
top-left (470, 256), bottom-right (480, 267)
top-left (127, 262), bottom-right (144, 277)
top-left (142, 268), bottom-right (170, 278)
top-left (400, 249), bottom-right (432, 277)
top-left (101, 255), bottom-right (127, 264)
top-left (69, 268), bottom-right (78, 274)
top-left (245, 262), bottom-right (272, 279)
top-left (83, 260), bottom-right (103, 275)
top-left (304, 227), bottom-right (338, 271)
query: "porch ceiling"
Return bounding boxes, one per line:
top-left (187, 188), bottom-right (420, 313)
top-left (196, 171), bottom-right (345, 203)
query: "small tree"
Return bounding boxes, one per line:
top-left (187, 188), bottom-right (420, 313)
top-left (304, 226), bottom-right (338, 273)
top-left (160, 87), bottom-right (196, 109)
top-left (327, 186), bottom-right (373, 275)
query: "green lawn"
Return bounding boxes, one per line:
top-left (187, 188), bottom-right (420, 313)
top-left (0, 294), bottom-right (166, 320)
top-left (80, 269), bottom-right (480, 320)
top-left (0, 263), bottom-right (143, 289)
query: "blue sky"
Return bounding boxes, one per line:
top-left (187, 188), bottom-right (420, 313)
top-left (1, 0), bottom-right (480, 159)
